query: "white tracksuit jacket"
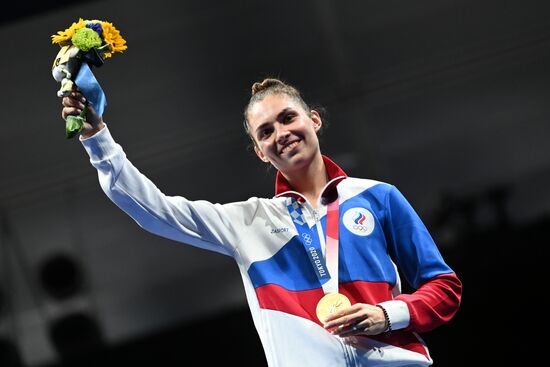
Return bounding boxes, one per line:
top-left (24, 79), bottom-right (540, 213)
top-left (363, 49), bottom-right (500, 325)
top-left (81, 126), bottom-right (462, 366)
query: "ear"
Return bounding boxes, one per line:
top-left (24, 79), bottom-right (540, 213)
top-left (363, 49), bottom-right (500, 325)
top-left (310, 110), bottom-right (322, 132)
top-left (254, 145), bottom-right (270, 163)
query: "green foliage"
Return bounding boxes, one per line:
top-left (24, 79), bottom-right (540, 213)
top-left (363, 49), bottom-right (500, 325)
top-left (71, 28), bottom-right (102, 52)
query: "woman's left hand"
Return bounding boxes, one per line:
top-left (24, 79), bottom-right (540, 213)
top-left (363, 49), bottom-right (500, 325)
top-left (323, 303), bottom-right (388, 337)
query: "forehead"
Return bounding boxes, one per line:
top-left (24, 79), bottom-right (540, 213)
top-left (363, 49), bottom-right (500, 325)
top-left (247, 94), bottom-right (302, 128)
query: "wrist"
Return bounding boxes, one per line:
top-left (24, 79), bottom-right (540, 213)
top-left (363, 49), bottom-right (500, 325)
top-left (375, 304), bottom-right (392, 334)
top-left (81, 122), bottom-right (105, 138)
top-left (376, 300), bottom-right (410, 331)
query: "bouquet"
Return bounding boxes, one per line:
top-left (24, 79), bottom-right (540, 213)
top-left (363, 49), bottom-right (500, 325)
top-left (51, 18), bottom-right (127, 138)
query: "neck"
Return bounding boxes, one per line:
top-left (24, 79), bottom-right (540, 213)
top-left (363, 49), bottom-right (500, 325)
top-left (284, 154), bottom-right (328, 207)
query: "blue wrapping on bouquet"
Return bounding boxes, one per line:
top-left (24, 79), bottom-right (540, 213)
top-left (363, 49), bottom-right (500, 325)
top-left (76, 63), bottom-right (107, 117)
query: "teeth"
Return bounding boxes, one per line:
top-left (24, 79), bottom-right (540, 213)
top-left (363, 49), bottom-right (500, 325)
top-left (282, 141), bottom-right (299, 153)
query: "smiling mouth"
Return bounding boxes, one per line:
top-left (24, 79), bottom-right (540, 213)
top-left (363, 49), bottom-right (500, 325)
top-left (280, 140), bottom-right (301, 154)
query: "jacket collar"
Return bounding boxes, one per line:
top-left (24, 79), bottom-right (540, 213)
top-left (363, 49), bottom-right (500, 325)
top-left (274, 155), bottom-right (347, 203)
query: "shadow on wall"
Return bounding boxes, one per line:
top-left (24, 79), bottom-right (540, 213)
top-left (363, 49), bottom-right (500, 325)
top-left (40, 253), bottom-right (106, 365)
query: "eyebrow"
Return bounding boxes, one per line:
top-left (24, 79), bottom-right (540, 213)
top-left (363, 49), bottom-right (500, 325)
top-left (255, 107), bottom-right (294, 134)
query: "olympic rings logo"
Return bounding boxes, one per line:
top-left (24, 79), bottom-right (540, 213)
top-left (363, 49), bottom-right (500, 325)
top-left (343, 208), bottom-right (375, 236)
top-left (301, 233), bottom-right (313, 246)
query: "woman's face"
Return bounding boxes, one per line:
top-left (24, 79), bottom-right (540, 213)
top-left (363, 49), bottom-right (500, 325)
top-left (247, 94), bottom-right (322, 174)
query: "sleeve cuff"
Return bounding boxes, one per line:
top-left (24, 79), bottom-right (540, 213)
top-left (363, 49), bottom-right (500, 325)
top-left (378, 300), bottom-right (410, 330)
top-left (79, 124), bottom-right (119, 162)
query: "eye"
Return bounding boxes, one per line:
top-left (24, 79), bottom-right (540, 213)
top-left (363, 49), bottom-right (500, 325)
top-left (258, 127), bottom-right (273, 140)
top-left (283, 113), bottom-right (296, 123)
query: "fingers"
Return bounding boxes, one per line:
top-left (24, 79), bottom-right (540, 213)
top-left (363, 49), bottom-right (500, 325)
top-left (323, 303), bottom-right (387, 337)
top-left (61, 92), bottom-right (86, 120)
top-left (323, 304), bottom-right (365, 328)
top-left (61, 107), bottom-right (80, 121)
top-left (60, 92), bottom-right (103, 127)
top-left (331, 317), bottom-right (374, 337)
top-left (62, 91), bottom-right (86, 108)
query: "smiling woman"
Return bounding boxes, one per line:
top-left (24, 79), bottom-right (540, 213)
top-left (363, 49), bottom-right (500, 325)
top-left (60, 77), bottom-right (462, 367)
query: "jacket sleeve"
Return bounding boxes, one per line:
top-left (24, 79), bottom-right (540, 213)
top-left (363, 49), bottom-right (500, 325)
top-left (80, 125), bottom-right (254, 257)
top-left (383, 185), bottom-right (462, 333)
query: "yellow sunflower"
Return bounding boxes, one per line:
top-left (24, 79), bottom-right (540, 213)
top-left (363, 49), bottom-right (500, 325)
top-left (51, 18), bottom-right (86, 45)
top-left (100, 21), bottom-right (128, 58)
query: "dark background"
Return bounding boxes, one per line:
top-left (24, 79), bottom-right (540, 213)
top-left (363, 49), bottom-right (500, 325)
top-left (1, 0), bottom-right (548, 366)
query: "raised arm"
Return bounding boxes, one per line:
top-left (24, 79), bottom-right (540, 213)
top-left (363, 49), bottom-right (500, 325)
top-left (61, 92), bottom-right (251, 256)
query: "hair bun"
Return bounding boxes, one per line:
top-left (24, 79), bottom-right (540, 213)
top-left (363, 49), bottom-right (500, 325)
top-left (251, 78), bottom-right (286, 96)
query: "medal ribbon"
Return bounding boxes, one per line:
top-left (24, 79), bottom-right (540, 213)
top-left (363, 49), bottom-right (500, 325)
top-left (286, 197), bottom-right (340, 294)
top-left (325, 198), bottom-right (340, 294)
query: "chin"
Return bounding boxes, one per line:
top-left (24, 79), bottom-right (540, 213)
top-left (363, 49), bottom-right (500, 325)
top-left (280, 153), bottom-right (311, 172)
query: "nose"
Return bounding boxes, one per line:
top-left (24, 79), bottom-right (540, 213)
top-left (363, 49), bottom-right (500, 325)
top-left (275, 123), bottom-right (290, 144)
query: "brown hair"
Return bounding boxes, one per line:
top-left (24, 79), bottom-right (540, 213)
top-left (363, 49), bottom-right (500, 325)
top-left (243, 78), bottom-right (312, 143)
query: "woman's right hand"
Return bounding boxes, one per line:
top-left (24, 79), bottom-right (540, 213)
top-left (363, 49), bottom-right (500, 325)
top-left (61, 91), bottom-right (105, 138)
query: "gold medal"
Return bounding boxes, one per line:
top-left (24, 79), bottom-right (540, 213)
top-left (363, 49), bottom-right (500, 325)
top-left (316, 293), bottom-right (351, 323)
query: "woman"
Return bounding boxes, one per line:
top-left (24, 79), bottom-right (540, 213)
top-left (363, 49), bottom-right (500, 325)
top-left (62, 78), bottom-right (462, 366)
